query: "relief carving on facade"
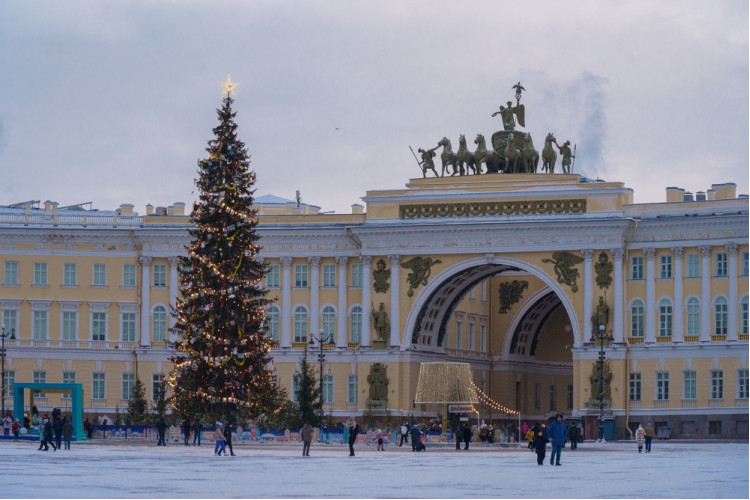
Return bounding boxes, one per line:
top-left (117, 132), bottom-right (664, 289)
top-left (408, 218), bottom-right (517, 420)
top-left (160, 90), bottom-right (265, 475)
top-left (401, 256), bottom-right (442, 297)
top-left (498, 280), bottom-right (528, 314)
top-left (541, 252), bottom-right (584, 292)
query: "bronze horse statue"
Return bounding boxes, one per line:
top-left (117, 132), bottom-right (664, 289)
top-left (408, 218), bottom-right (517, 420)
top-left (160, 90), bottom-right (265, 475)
top-left (437, 137), bottom-right (459, 176)
top-left (541, 132), bottom-right (558, 173)
top-left (474, 134), bottom-right (503, 174)
top-left (520, 133), bottom-right (539, 173)
top-left (503, 132), bottom-right (523, 173)
top-left (457, 134), bottom-right (477, 175)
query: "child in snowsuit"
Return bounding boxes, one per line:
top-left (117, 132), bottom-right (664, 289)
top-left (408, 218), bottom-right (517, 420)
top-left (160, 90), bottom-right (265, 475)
top-left (532, 429), bottom-right (547, 465)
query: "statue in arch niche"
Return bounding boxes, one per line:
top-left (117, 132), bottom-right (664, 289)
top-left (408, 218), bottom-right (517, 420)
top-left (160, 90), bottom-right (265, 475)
top-left (367, 363), bottom-right (389, 402)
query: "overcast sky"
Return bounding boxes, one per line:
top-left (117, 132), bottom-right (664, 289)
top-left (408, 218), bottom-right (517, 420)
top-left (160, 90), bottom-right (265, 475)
top-left (1, 0), bottom-right (747, 214)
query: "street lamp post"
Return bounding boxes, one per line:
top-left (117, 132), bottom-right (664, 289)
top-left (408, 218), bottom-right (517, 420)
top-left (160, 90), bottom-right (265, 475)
top-left (309, 328), bottom-right (333, 440)
top-left (1, 326), bottom-right (16, 418)
top-left (591, 324), bottom-right (613, 442)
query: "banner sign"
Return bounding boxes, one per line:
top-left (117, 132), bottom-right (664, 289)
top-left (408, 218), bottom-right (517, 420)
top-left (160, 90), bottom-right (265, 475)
top-left (448, 404), bottom-right (475, 413)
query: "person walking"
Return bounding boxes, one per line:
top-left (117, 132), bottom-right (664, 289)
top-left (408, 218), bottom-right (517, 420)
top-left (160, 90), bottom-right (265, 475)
top-left (213, 422), bottom-right (226, 456)
top-left (643, 422), bottom-right (654, 453)
top-left (462, 423), bottom-right (472, 450)
top-left (223, 422), bottom-right (235, 456)
top-left (532, 428), bottom-right (548, 465)
top-left (348, 422), bottom-right (360, 456)
top-left (399, 421), bottom-right (409, 447)
top-left (52, 412), bottom-right (63, 451)
top-left (12, 418), bottom-right (21, 441)
top-left (410, 423), bottom-right (422, 452)
top-left (526, 426), bottom-right (535, 450)
top-left (102, 418), bottom-right (107, 439)
top-left (62, 416), bottom-right (73, 450)
top-left (41, 417), bottom-right (56, 451)
top-left (192, 417), bottom-right (203, 446)
top-left (182, 416), bottom-right (191, 446)
top-left (300, 422), bottom-right (313, 456)
top-left (547, 413), bottom-right (568, 466)
top-left (635, 424), bottom-right (645, 453)
top-left (156, 416), bottom-right (167, 446)
top-left (375, 429), bottom-right (385, 451)
top-left (84, 418), bottom-right (93, 439)
top-left (3, 414), bottom-right (12, 436)
top-left (568, 423), bottom-right (579, 450)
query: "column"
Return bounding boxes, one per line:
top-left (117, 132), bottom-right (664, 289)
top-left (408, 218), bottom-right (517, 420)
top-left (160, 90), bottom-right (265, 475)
top-left (671, 248), bottom-right (684, 343)
top-left (727, 243), bottom-right (739, 341)
top-left (644, 248), bottom-right (656, 344)
top-left (361, 256), bottom-right (372, 348)
top-left (336, 256), bottom-right (349, 348)
top-left (280, 257), bottom-right (292, 348)
top-left (309, 256), bottom-right (320, 337)
top-left (699, 246), bottom-right (711, 342)
top-left (612, 248), bottom-right (625, 343)
top-left (388, 254), bottom-right (401, 348)
top-left (582, 249), bottom-right (594, 343)
top-left (139, 256), bottom-right (152, 347)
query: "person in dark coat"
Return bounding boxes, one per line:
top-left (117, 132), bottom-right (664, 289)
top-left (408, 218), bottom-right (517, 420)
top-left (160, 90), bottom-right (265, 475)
top-left (455, 424), bottom-right (462, 450)
top-left (348, 422), bottom-right (360, 456)
top-left (156, 416), bottom-right (167, 446)
top-left (84, 418), bottom-right (93, 439)
top-left (41, 418), bottom-right (56, 451)
top-left (532, 428), bottom-right (547, 465)
top-left (102, 418), bottom-right (107, 439)
top-left (300, 423), bottom-right (313, 456)
top-left (182, 417), bottom-right (191, 446)
top-left (52, 412), bottom-right (63, 451)
top-left (62, 417), bottom-right (73, 450)
top-left (568, 423), bottom-right (579, 450)
top-left (223, 423), bottom-right (235, 456)
top-left (192, 417), bottom-right (203, 446)
top-left (410, 423), bottom-right (422, 452)
top-left (462, 423), bottom-right (472, 450)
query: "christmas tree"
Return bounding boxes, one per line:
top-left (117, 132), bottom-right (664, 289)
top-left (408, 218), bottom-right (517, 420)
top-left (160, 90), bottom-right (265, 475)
top-left (167, 76), bottom-right (278, 423)
top-left (293, 349), bottom-right (323, 427)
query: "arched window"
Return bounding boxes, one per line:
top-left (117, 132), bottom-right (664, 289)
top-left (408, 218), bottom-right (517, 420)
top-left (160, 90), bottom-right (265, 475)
top-left (658, 298), bottom-right (672, 337)
top-left (714, 297), bottom-right (728, 335)
top-left (686, 297), bottom-right (700, 336)
top-left (350, 306), bottom-right (363, 343)
top-left (293, 306), bottom-right (308, 343)
top-left (266, 305), bottom-right (280, 342)
top-left (630, 300), bottom-right (644, 337)
top-left (322, 306), bottom-right (336, 340)
top-left (152, 305), bottom-right (167, 342)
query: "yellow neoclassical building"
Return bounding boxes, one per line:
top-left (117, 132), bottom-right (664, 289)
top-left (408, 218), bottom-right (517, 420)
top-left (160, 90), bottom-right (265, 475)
top-left (0, 174), bottom-right (747, 439)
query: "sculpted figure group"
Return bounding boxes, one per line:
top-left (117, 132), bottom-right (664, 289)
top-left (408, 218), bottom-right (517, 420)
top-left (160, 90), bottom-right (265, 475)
top-left (414, 83), bottom-right (575, 178)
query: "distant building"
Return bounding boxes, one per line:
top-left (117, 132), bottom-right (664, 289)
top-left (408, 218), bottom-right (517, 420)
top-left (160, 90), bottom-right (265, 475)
top-left (1, 175), bottom-right (747, 439)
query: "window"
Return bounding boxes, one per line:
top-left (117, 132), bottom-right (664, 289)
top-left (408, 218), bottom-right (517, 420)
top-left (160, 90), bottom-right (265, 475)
top-left (631, 256), bottom-right (643, 280)
top-left (567, 384), bottom-right (574, 409)
top-left (350, 306), bottom-right (362, 343)
top-left (455, 318), bottom-right (463, 349)
top-left (468, 321), bottom-right (475, 351)
top-left (738, 370), bottom-right (749, 399)
top-left (62, 311), bottom-right (77, 341)
top-left (122, 264), bottom-right (137, 287)
top-left (33, 371), bottom-right (46, 397)
top-left (481, 281), bottom-right (487, 302)
top-left (321, 306), bottom-right (336, 340)
top-left (683, 371), bottom-right (696, 400)
top-left (658, 299), bottom-right (672, 337)
top-left (686, 298), bottom-right (700, 335)
top-left (152, 374), bottom-right (163, 402)
top-left (742, 297), bottom-right (749, 335)
top-left (686, 253), bottom-right (700, 278)
top-left (291, 377), bottom-right (299, 403)
top-left (351, 263), bottom-right (363, 288)
top-left (742, 252), bottom-right (749, 276)
top-left (33, 262), bottom-right (48, 286)
top-left (715, 252), bottom-right (727, 277)
top-left (714, 297), bottom-right (728, 335)
top-left (656, 372), bottom-right (669, 400)
top-left (63, 263), bottom-right (77, 286)
top-left (92, 264), bottom-right (107, 286)
top-left (122, 373), bottom-right (135, 400)
top-left (266, 306), bottom-right (280, 342)
top-left (2, 370), bottom-right (14, 399)
top-left (322, 264), bottom-right (336, 287)
top-left (33, 310), bottom-right (48, 340)
top-left (92, 373), bottom-right (105, 400)
top-left (294, 264), bottom-right (308, 287)
top-left (152, 306), bottom-right (167, 342)
top-left (322, 374), bottom-right (334, 403)
top-left (121, 312), bottom-right (136, 342)
top-left (549, 384), bottom-right (556, 410)
top-left (534, 383), bottom-right (540, 410)
top-left (629, 373), bottom-right (641, 401)
top-left (92, 312), bottom-right (107, 341)
top-left (266, 264), bottom-right (280, 288)
top-left (659, 255), bottom-right (672, 279)
top-left (4, 261), bottom-right (19, 285)
top-left (293, 306), bottom-right (308, 343)
top-left (480, 323), bottom-right (487, 352)
top-left (348, 375), bottom-right (358, 404)
top-left (630, 300), bottom-right (644, 337)
top-left (710, 370), bottom-right (723, 399)
top-left (62, 372), bottom-right (76, 399)
top-left (2, 309), bottom-right (17, 335)
top-left (153, 264), bottom-right (167, 287)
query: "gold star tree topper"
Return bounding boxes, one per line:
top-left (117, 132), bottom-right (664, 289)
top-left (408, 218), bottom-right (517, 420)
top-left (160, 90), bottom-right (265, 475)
top-left (218, 74), bottom-right (240, 97)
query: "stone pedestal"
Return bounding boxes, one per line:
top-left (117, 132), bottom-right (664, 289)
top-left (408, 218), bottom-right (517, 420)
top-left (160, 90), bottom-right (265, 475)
top-left (372, 339), bottom-right (387, 350)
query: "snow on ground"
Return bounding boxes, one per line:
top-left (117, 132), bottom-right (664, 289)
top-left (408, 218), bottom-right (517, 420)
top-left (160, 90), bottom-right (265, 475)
top-left (1, 440), bottom-right (747, 499)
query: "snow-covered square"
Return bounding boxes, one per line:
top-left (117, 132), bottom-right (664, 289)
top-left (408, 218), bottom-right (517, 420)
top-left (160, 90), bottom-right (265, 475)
top-left (1, 440), bottom-right (747, 499)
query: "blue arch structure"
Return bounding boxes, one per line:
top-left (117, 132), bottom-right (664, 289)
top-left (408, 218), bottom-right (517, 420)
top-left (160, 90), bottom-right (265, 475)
top-left (13, 383), bottom-right (85, 441)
